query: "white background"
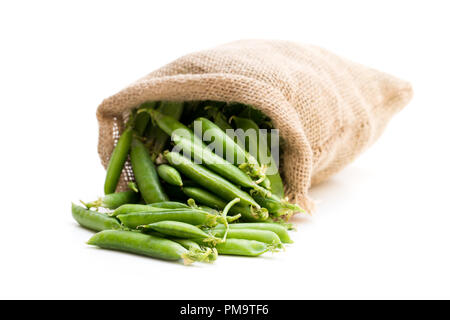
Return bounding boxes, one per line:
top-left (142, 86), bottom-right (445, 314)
top-left (1, 0), bottom-right (449, 300)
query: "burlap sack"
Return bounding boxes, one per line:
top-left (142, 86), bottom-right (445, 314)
top-left (97, 40), bottom-right (413, 212)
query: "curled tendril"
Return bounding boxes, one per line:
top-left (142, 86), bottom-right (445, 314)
top-left (127, 182), bottom-right (139, 193)
top-left (220, 198), bottom-right (241, 242)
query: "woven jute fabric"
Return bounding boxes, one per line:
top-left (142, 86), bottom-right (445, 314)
top-left (97, 40), bottom-right (413, 212)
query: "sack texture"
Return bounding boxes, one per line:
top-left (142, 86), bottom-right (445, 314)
top-left (97, 40), bottom-right (413, 212)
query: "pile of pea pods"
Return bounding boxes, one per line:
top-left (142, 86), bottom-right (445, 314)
top-left (72, 101), bottom-right (305, 265)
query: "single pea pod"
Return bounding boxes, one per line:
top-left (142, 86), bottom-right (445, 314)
top-left (104, 127), bottom-right (133, 194)
top-left (182, 187), bottom-right (268, 222)
top-left (138, 221), bottom-right (220, 244)
top-left (164, 151), bottom-right (260, 208)
top-left (194, 117), bottom-right (264, 181)
top-left (217, 222), bottom-right (293, 244)
top-left (212, 239), bottom-right (271, 257)
top-left (209, 227), bottom-right (283, 248)
top-left (71, 203), bottom-right (122, 232)
top-left (117, 208), bottom-right (222, 229)
top-left (157, 164), bottom-right (183, 187)
top-left (87, 230), bottom-right (212, 264)
top-left (111, 202), bottom-right (189, 217)
top-left (130, 137), bottom-right (168, 204)
top-left (84, 189), bottom-right (139, 210)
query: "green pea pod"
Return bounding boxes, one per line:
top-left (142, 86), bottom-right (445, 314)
top-left (173, 136), bottom-right (269, 197)
top-left (194, 117), bottom-right (264, 181)
top-left (138, 221), bottom-right (220, 244)
top-left (84, 189), bottom-right (140, 210)
top-left (204, 106), bottom-right (234, 132)
top-left (104, 127), bottom-right (133, 194)
top-left (146, 109), bottom-right (269, 196)
top-left (117, 208), bottom-right (222, 229)
top-left (144, 101), bottom-right (184, 160)
top-left (111, 205), bottom-right (171, 217)
top-left (111, 202), bottom-right (189, 217)
top-left (265, 132), bottom-right (284, 198)
top-left (157, 164), bottom-right (183, 187)
top-left (232, 116), bottom-right (286, 197)
top-left (147, 201), bottom-right (190, 209)
top-left (71, 203), bottom-right (122, 232)
top-left (172, 239), bottom-right (201, 250)
top-left (213, 111), bottom-right (233, 132)
top-left (164, 151), bottom-right (260, 208)
top-left (213, 239), bottom-right (271, 257)
top-left (130, 137), bottom-right (168, 204)
top-left (182, 187), bottom-right (268, 221)
top-left (143, 108), bottom-right (199, 143)
top-left (253, 193), bottom-right (304, 218)
top-left (265, 172), bottom-right (284, 198)
top-left (87, 230), bottom-right (212, 264)
top-left (134, 102), bottom-right (157, 135)
top-left (209, 228), bottom-right (283, 248)
top-left (215, 222), bottom-right (293, 244)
